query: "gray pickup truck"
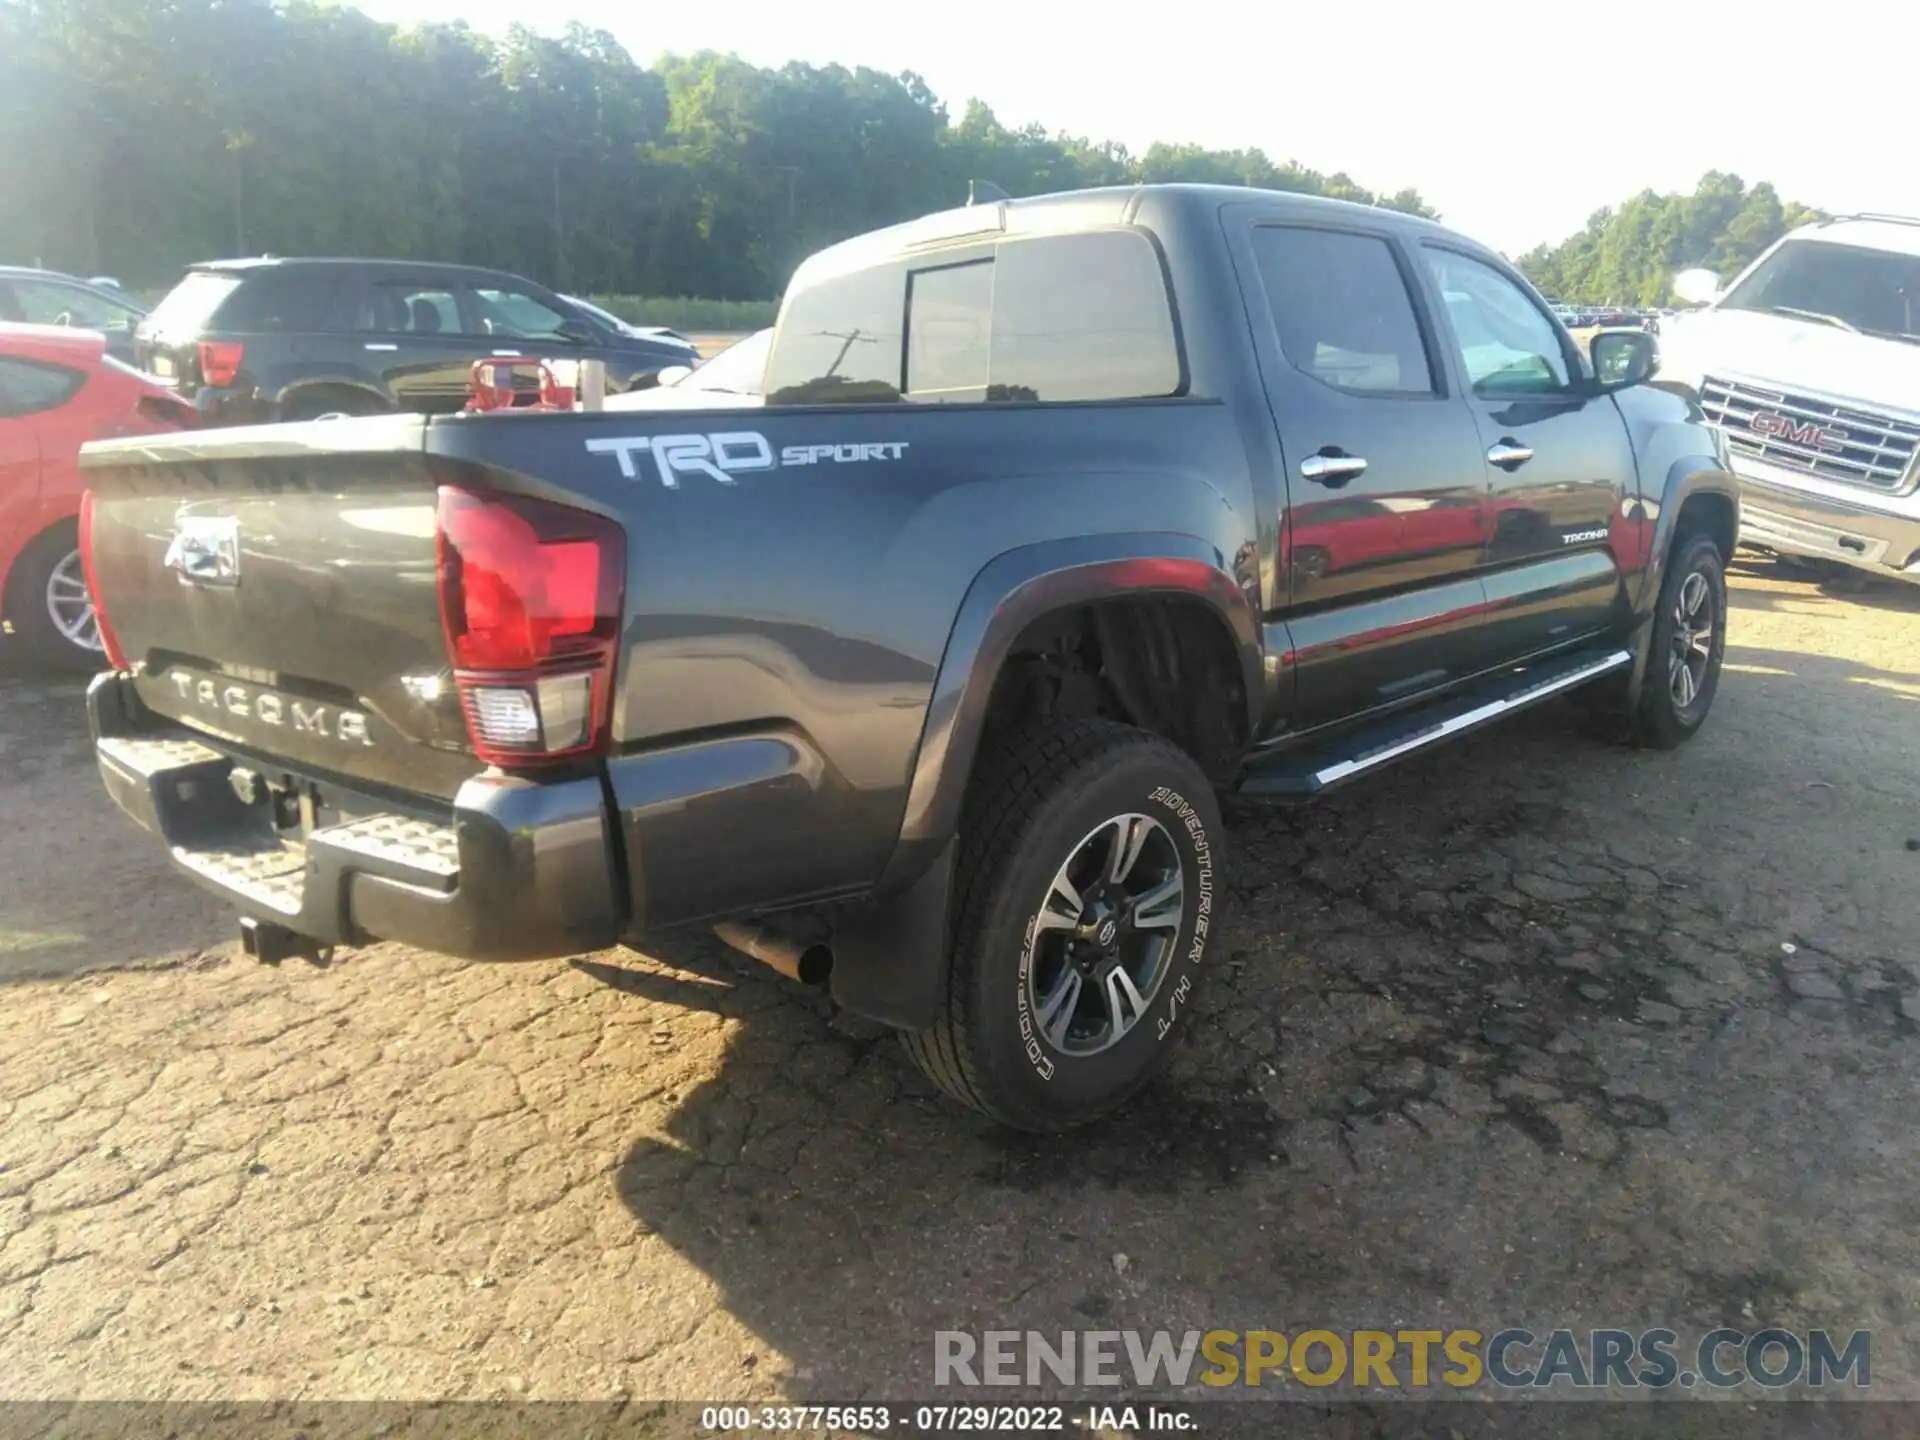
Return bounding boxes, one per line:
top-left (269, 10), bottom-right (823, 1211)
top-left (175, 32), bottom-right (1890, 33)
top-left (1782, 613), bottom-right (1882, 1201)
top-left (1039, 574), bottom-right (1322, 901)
top-left (79, 184), bottom-right (1739, 1131)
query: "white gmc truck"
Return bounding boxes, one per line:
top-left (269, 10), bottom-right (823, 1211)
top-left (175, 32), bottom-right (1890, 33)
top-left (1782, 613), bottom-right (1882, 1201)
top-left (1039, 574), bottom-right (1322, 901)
top-left (1658, 215), bottom-right (1920, 586)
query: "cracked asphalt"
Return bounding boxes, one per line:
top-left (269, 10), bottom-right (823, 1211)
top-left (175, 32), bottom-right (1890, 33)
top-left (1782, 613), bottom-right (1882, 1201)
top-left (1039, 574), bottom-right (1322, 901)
top-left (2, 556), bottom-right (1918, 1408)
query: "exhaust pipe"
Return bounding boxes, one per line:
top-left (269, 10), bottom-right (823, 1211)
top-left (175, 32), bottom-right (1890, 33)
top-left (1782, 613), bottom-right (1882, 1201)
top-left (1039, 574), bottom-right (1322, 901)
top-left (713, 919), bottom-right (832, 986)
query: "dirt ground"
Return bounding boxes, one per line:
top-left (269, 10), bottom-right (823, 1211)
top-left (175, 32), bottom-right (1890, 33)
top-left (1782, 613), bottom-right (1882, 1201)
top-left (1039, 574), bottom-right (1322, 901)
top-left (2, 557), bottom-right (1918, 1414)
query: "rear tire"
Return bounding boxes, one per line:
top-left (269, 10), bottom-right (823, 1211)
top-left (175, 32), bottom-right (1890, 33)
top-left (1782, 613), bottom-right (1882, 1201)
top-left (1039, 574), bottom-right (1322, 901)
top-left (1629, 532), bottom-right (1727, 749)
top-left (280, 390), bottom-right (383, 422)
top-left (903, 720), bottom-right (1223, 1132)
top-left (4, 522), bottom-right (104, 672)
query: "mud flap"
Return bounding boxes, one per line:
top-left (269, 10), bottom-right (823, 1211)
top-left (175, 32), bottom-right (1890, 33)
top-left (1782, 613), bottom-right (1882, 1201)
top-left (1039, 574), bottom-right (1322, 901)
top-left (829, 839), bottom-right (954, 1030)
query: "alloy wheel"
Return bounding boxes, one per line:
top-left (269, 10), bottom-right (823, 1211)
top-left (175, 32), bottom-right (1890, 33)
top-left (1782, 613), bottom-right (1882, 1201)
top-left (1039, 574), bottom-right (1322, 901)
top-left (1025, 813), bottom-right (1185, 1057)
top-left (1668, 567), bottom-right (1713, 710)
top-left (45, 549), bottom-right (102, 653)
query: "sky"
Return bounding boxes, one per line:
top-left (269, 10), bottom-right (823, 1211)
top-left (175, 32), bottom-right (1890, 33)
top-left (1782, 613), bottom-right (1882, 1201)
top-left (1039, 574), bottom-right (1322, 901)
top-left (356, 0), bottom-right (1920, 257)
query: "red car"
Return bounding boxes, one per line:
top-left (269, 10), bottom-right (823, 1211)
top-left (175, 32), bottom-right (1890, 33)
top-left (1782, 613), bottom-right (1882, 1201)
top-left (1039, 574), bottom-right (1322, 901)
top-left (1, 324), bottom-right (193, 668)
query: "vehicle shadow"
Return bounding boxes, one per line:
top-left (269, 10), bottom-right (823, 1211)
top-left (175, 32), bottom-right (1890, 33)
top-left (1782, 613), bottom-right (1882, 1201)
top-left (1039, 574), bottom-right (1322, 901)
top-left (587, 926), bottom-right (1283, 1401)
top-left (591, 638), bottom-right (1920, 1410)
top-left (1723, 642), bottom-right (1920, 697)
top-left (0, 669), bottom-right (234, 984)
top-left (1728, 553), bottom-right (1920, 614)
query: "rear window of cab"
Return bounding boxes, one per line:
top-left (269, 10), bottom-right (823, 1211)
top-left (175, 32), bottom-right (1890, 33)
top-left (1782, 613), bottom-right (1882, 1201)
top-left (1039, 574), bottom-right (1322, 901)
top-left (764, 229), bottom-right (1183, 406)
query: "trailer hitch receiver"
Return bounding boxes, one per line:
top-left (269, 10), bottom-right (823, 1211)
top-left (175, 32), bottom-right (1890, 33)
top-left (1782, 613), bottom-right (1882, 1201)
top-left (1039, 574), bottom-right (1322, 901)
top-left (240, 916), bottom-right (333, 967)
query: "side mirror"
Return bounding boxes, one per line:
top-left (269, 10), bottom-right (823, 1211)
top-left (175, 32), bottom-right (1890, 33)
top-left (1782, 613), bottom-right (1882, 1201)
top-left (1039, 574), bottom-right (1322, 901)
top-left (1590, 330), bottom-right (1659, 390)
top-left (554, 318), bottom-right (598, 346)
top-left (655, 364), bottom-right (694, 387)
top-left (1672, 268), bottom-right (1723, 307)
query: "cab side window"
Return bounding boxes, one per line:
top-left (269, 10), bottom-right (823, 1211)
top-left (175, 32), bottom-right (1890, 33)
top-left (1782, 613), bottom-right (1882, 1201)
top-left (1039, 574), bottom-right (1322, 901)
top-left (905, 260), bottom-right (992, 400)
top-left (1423, 248), bottom-right (1571, 397)
top-left (764, 264), bottom-right (906, 405)
top-left (1252, 227), bottom-right (1436, 397)
top-left (768, 229), bottom-right (1183, 407)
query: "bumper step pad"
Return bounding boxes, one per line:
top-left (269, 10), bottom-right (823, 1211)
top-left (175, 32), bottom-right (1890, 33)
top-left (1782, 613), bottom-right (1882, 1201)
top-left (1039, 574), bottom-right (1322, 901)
top-left (96, 732), bottom-right (460, 925)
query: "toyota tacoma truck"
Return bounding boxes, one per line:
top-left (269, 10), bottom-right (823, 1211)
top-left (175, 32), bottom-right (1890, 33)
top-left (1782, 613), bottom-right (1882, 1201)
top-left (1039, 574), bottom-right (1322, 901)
top-left (77, 184), bottom-right (1739, 1132)
top-left (1660, 213), bottom-right (1920, 586)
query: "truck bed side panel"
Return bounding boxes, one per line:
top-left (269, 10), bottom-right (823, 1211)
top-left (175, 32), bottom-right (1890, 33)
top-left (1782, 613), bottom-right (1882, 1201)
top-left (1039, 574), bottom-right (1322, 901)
top-left (426, 401), bottom-right (1260, 920)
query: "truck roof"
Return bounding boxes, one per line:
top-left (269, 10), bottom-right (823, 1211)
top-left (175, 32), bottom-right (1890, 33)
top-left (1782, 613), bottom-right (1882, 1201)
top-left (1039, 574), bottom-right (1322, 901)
top-left (1798, 215), bottom-right (1920, 258)
top-left (791, 183), bottom-right (1455, 287)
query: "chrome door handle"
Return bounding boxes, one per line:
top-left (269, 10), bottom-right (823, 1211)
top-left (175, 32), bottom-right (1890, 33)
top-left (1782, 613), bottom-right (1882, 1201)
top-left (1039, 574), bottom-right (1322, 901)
top-left (1300, 453), bottom-right (1369, 485)
top-left (1487, 441), bottom-right (1534, 469)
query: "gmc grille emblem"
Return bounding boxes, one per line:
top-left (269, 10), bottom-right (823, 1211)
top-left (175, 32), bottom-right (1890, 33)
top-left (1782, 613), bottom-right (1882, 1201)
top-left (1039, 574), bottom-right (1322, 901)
top-left (1751, 410), bottom-right (1844, 453)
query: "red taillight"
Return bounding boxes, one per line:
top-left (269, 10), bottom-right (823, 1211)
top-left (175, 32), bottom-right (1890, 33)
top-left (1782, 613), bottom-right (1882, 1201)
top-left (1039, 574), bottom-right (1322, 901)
top-left (77, 490), bottom-right (130, 671)
top-left (197, 340), bottom-right (244, 387)
top-left (435, 485), bottom-right (625, 768)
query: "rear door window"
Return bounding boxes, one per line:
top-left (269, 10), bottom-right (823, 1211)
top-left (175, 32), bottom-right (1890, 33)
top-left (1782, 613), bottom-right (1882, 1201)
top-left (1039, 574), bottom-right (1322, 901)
top-left (1251, 227), bottom-right (1436, 396)
top-left (0, 357), bottom-right (85, 417)
top-left (987, 231), bottom-right (1181, 402)
top-left (144, 272), bottom-right (243, 335)
top-left (354, 283), bottom-right (462, 336)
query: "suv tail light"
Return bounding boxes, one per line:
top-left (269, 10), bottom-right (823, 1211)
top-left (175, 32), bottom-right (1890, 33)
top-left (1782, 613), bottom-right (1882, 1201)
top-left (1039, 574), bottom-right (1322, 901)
top-left (434, 486), bottom-right (625, 768)
top-left (77, 490), bottom-right (130, 671)
top-left (197, 340), bottom-right (244, 387)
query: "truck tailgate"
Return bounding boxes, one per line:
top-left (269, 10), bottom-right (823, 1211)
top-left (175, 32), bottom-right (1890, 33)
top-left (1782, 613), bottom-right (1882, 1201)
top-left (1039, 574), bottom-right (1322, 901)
top-left (79, 417), bottom-right (478, 800)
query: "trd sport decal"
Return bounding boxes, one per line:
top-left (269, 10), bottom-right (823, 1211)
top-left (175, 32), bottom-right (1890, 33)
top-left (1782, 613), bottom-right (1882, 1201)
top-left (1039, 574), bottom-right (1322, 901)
top-left (585, 431), bottom-right (908, 488)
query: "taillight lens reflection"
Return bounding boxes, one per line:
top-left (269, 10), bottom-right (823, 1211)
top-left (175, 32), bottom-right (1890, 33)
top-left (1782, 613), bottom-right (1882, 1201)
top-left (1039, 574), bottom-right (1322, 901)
top-left (78, 489), bottom-right (130, 671)
top-left (434, 485), bottom-right (624, 768)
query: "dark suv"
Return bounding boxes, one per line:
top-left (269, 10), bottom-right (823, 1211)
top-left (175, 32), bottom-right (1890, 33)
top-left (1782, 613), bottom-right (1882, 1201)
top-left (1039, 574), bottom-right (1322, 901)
top-left (133, 258), bottom-right (697, 425)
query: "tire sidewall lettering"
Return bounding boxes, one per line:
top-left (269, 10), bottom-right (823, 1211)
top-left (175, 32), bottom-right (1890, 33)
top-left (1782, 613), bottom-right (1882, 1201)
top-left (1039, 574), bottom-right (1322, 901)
top-left (1015, 910), bottom-right (1057, 1081)
top-left (1014, 778), bottom-right (1215, 1083)
top-left (1146, 784), bottom-right (1214, 1042)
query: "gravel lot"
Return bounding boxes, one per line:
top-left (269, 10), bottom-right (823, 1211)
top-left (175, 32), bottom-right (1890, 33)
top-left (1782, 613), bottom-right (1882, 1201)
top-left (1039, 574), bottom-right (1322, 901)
top-left (2, 557), bottom-right (1918, 1411)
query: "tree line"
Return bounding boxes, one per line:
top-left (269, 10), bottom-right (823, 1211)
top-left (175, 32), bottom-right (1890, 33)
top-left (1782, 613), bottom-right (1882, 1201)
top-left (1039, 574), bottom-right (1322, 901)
top-left (1516, 173), bottom-right (1825, 307)
top-left (1, 3), bottom-right (1829, 308)
top-left (1, 0), bottom-right (1439, 300)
